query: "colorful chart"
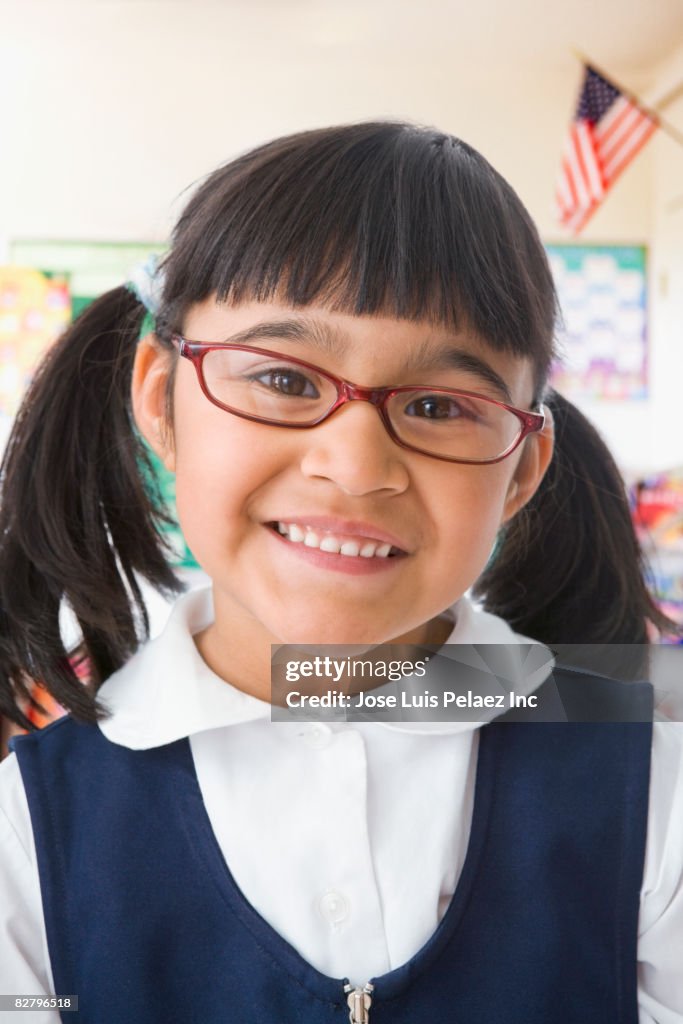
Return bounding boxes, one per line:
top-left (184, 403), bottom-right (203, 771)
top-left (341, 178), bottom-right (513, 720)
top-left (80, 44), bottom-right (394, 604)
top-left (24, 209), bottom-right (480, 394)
top-left (0, 266), bottom-right (71, 424)
top-left (546, 245), bottom-right (648, 400)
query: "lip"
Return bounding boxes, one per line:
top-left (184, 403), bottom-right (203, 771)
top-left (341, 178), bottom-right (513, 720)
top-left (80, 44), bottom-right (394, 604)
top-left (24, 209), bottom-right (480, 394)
top-left (264, 516), bottom-right (412, 553)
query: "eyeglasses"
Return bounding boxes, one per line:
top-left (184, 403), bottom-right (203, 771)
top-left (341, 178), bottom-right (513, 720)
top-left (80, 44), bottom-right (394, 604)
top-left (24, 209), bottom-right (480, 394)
top-left (171, 337), bottom-right (545, 465)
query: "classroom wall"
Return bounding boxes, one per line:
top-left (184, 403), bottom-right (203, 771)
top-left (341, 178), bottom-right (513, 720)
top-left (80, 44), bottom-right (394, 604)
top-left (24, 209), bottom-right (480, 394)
top-left (0, 3), bottom-right (654, 241)
top-left (0, 1), bottom-right (679, 473)
top-left (649, 44), bottom-right (683, 472)
top-left (573, 44), bottom-right (683, 474)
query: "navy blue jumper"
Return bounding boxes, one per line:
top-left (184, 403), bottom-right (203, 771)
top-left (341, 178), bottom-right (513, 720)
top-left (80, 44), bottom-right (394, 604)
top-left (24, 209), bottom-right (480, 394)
top-left (12, 670), bottom-right (653, 1023)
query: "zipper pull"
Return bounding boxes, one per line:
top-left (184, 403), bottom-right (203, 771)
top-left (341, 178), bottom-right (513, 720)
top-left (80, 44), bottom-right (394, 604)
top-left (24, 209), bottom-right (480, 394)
top-left (343, 982), bottom-right (374, 1023)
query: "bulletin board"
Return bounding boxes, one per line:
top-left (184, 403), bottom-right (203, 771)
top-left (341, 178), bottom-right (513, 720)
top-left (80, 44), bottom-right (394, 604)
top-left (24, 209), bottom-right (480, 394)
top-left (0, 267), bottom-right (71, 429)
top-left (545, 244), bottom-right (648, 400)
top-left (4, 240), bottom-right (197, 569)
top-left (8, 240), bottom-right (161, 319)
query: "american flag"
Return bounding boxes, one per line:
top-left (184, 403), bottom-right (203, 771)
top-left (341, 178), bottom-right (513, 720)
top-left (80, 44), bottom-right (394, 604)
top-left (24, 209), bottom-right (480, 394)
top-left (556, 65), bottom-right (659, 233)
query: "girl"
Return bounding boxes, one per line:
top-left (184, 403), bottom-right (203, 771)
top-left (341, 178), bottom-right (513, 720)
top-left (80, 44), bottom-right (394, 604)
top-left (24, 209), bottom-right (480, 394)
top-left (0, 122), bottom-right (681, 1023)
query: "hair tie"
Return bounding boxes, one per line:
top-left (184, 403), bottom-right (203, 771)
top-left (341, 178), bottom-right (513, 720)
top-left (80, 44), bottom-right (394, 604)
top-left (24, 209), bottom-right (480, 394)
top-left (126, 253), bottom-right (165, 318)
top-left (126, 254), bottom-right (165, 339)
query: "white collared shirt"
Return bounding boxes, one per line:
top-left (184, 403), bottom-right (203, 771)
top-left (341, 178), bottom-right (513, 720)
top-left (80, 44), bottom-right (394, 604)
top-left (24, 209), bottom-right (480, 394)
top-left (0, 587), bottom-right (681, 1023)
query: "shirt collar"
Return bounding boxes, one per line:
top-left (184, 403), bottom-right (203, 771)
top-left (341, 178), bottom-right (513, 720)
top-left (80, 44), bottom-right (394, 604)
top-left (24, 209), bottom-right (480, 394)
top-left (98, 586), bottom-right (555, 749)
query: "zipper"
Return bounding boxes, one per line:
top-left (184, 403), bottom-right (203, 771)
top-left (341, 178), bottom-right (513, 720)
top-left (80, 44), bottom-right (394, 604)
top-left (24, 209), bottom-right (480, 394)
top-left (343, 981), bottom-right (374, 1023)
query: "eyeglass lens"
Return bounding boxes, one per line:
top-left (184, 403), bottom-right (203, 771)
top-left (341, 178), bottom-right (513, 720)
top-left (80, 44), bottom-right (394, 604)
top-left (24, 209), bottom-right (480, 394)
top-left (201, 348), bottom-right (523, 461)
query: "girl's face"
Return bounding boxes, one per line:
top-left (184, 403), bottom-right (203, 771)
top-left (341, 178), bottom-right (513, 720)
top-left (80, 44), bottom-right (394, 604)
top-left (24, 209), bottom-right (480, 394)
top-left (134, 297), bottom-right (553, 655)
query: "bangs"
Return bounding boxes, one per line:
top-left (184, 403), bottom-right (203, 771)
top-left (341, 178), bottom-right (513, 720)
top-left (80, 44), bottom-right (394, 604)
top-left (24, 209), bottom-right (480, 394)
top-left (159, 122), bottom-right (558, 389)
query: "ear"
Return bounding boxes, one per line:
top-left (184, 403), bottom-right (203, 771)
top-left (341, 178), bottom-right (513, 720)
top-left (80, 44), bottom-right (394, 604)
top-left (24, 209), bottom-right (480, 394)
top-left (502, 405), bottom-right (554, 522)
top-left (131, 333), bottom-right (176, 472)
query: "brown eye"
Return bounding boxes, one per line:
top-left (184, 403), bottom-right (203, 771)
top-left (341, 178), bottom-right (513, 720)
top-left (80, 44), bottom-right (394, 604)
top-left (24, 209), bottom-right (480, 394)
top-left (252, 369), bottom-right (320, 398)
top-left (404, 395), bottom-right (467, 420)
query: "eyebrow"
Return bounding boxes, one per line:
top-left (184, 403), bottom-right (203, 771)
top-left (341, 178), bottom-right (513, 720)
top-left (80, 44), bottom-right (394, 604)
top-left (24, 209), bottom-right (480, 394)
top-left (215, 318), bottom-right (513, 403)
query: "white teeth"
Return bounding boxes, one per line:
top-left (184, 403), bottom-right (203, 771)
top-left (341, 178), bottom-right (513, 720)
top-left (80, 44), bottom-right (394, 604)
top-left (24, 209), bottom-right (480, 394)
top-left (275, 523), bottom-right (397, 559)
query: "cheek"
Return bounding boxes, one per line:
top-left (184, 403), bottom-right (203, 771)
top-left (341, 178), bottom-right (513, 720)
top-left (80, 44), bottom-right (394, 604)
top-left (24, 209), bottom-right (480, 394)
top-left (430, 465), bottom-right (514, 563)
top-left (169, 374), bottom-right (282, 542)
top-left (175, 433), bottom-right (272, 516)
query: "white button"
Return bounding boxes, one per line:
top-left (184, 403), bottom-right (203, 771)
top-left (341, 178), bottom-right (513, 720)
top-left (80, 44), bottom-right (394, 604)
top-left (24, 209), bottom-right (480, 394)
top-left (304, 724), bottom-right (332, 749)
top-left (318, 890), bottom-right (349, 926)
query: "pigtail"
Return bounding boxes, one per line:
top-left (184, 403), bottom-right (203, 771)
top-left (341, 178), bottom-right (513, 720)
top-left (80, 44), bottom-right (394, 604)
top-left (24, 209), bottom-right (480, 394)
top-left (473, 390), bottom-right (678, 652)
top-left (0, 286), bottom-right (182, 729)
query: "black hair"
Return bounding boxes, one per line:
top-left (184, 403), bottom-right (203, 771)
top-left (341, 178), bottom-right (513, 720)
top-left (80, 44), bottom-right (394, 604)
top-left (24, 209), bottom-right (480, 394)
top-left (472, 390), bottom-right (677, 659)
top-left (0, 289), bottom-right (181, 729)
top-left (0, 121), bottom-right (676, 727)
top-left (156, 123), bottom-right (556, 403)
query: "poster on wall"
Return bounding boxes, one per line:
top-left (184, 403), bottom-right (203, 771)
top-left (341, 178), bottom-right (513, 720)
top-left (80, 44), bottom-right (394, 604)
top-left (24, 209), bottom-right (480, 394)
top-left (0, 266), bottom-right (72, 455)
top-left (4, 241), bottom-right (197, 570)
top-left (546, 244), bottom-right (648, 400)
top-left (8, 240), bottom-right (161, 320)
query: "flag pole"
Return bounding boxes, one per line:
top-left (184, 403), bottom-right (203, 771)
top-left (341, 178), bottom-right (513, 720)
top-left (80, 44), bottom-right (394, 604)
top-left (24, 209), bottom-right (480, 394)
top-left (572, 50), bottom-right (683, 151)
top-left (652, 79), bottom-right (683, 114)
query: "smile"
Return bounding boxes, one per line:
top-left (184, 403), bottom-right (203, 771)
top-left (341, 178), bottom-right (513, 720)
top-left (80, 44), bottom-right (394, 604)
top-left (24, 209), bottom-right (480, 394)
top-left (268, 522), bottom-right (402, 559)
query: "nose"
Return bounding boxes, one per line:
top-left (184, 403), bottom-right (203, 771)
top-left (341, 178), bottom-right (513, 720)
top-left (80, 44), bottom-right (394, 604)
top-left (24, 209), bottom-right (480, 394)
top-left (299, 400), bottom-right (410, 497)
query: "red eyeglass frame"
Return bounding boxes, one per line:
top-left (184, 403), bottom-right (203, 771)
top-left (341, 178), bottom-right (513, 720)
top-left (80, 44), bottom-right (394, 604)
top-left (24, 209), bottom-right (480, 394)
top-left (171, 336), bottom-right (546, 465)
